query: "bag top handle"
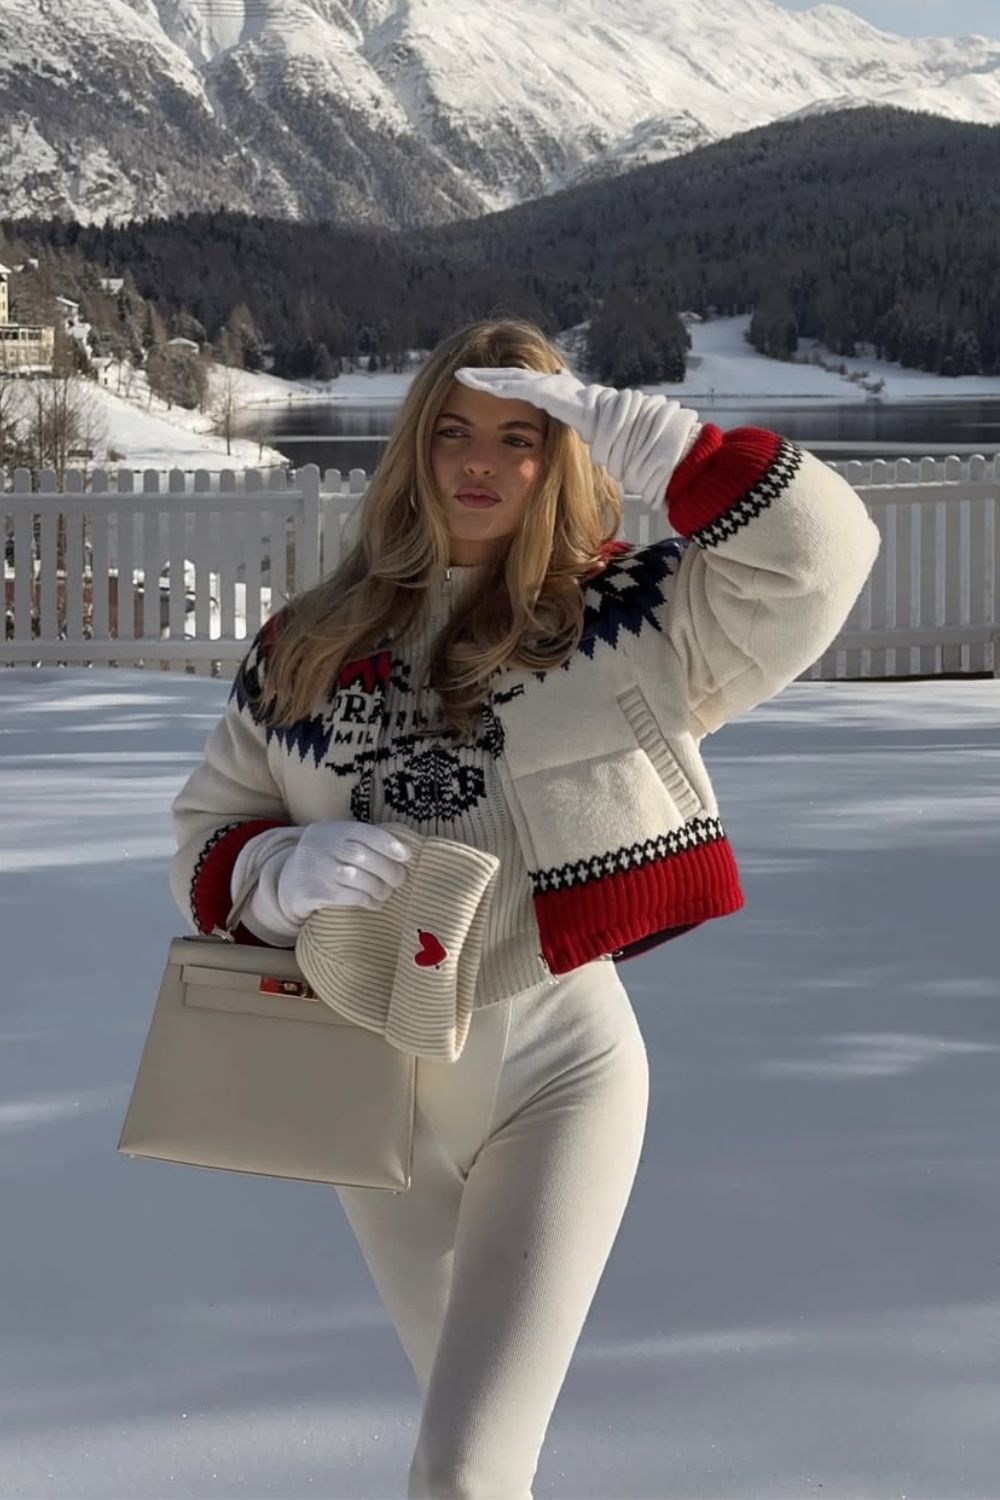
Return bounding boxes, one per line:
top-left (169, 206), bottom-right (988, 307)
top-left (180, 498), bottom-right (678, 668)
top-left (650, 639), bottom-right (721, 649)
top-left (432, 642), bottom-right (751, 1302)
top-left (211, 872), bottom-right (261, 943)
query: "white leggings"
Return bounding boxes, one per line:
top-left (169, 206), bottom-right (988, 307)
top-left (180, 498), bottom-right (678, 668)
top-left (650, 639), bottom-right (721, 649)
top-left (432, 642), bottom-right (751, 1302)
top-left (335, 956), bottom-right (650, 1500)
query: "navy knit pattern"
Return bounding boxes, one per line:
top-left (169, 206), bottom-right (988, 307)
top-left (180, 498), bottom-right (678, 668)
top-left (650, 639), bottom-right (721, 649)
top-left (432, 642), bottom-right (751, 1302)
top-left (556, 536), bottom-right (688, 667)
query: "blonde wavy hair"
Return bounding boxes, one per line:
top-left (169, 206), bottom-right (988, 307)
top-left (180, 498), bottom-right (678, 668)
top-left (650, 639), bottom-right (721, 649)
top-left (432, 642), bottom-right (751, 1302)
top-left (260, 316), bottom-right (624, 738)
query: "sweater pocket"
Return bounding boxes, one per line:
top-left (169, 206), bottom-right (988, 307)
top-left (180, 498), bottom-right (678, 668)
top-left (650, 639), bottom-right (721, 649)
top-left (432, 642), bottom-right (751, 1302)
top-left (616, 683), bottom-right (702, 823)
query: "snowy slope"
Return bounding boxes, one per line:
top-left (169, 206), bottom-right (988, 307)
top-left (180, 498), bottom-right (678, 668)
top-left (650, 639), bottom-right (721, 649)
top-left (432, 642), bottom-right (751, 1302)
top-left (1, 0), bottom-right (999, 226)
top-left (0, 669), bottom-right (997, 1497)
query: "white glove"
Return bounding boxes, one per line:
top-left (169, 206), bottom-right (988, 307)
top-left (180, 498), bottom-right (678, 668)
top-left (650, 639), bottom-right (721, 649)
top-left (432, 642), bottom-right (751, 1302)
top-left (230, 825), bottom-right (306, 946)
top-left (454, 366), bottom-right (702, 509)
top-left (229, 820), bottom-right (412, 946)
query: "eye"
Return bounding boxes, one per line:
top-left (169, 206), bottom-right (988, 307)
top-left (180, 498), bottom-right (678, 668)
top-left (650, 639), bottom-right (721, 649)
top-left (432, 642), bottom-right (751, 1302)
top-left (434, 427), bottom-right (533, 448)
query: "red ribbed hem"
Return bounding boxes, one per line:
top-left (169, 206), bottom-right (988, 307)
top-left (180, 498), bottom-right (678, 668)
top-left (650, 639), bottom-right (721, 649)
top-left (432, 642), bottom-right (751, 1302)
top-left (191, 818), bottom-right (293, 946)
top-left (666, 425), bottom-right (785, 538)
top-left (534, 836), bottom-right (745, 974)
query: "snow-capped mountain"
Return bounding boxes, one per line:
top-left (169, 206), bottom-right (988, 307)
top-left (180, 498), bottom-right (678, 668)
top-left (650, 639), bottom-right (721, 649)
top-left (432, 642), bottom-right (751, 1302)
top-left (2, 0), bottom-right (999, 229)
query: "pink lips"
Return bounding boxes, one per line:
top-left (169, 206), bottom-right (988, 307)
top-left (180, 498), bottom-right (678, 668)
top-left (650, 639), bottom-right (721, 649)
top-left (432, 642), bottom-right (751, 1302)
top-left (456, 489), bottom-right (500, 508)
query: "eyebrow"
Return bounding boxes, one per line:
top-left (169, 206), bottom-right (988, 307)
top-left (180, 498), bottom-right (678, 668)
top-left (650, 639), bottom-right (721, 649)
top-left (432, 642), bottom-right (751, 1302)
top-left (436, 410), bottom-right (545, 434)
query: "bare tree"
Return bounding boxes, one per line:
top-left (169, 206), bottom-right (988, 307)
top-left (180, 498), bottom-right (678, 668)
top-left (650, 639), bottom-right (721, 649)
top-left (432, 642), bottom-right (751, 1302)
top-left (7, 373), bottom-right (107, 643)
top-left (0, 367), bottom-right (29, 475)
top-left (197, 348), bottom-right (214, 415)
top-left (208, 360), bottom-right (245, 457)
top-left (24, 372), bottom-right (107, 487)
top-left (117, 358), bottom-right (139, 400)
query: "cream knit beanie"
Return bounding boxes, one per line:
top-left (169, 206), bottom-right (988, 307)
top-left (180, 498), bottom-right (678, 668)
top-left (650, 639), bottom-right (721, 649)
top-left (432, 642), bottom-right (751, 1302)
top-left (294, 822), bottom-right (500, 1062)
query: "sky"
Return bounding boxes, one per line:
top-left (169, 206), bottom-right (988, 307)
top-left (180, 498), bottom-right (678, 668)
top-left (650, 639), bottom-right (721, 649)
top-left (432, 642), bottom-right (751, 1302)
top-left (777, 0), bottom-right (1000, 40)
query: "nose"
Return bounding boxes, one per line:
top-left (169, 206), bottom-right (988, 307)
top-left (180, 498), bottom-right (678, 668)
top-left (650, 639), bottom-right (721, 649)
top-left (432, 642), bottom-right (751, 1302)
top-left (463, 440), bottom-right (497, 476)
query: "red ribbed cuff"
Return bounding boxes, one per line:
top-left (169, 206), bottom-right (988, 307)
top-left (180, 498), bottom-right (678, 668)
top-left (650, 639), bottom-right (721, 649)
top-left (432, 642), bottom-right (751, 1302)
top-left (191, 818), bottom-right (293, 946)
top-left (534, 836), bottom-right (744, 974)
top-left (666, 425), bottom-right (785, 538)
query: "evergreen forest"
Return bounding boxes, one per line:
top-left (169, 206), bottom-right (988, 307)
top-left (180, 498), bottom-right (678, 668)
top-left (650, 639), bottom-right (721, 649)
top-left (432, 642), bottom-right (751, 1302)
top-left (2, 105), bottom-right (998, 390)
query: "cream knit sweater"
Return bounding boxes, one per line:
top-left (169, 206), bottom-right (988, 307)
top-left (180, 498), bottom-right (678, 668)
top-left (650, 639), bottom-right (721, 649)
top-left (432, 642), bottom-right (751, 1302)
top-left (234, 559), bottom-right (554, 1009)
top-left (179, 422), bottom-right (881, 982)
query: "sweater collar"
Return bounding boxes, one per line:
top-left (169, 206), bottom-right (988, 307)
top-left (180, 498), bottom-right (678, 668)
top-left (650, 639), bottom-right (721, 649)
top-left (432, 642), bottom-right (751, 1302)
top-left (426, 560), bottom-right (493, 623)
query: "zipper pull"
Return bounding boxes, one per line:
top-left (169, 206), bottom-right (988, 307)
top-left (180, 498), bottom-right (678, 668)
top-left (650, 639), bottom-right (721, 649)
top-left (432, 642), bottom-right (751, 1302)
top-left (442, 567), bottom-right (452, 596)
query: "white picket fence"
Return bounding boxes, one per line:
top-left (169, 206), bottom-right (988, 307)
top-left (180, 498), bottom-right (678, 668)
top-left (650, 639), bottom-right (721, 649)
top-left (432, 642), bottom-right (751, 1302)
top-left (2, 465), bottom-right (328, 673)
top-left (821, 452), bottom-right (999, 677)
top-left (2, 455), bottom-right (999, 679)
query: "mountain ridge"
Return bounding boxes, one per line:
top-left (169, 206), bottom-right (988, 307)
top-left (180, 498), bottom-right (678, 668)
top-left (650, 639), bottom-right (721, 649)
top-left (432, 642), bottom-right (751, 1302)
top-left (2, 0), bottom-right (999, 228)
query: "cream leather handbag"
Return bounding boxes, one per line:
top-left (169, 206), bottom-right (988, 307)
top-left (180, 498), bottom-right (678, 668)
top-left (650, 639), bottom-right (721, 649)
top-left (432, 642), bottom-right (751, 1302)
top-left (117, 884), bottom-right (416, 1191)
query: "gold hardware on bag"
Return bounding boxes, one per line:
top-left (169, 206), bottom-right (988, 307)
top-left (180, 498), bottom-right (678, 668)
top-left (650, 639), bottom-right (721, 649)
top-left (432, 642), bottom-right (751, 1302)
top-left (259, 976), bottom-right (318, 1001)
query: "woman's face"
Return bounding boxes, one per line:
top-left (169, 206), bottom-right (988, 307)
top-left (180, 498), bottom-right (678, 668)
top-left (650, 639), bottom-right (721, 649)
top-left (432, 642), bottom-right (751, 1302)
top-left (429, 379), bottom-right (549, 564)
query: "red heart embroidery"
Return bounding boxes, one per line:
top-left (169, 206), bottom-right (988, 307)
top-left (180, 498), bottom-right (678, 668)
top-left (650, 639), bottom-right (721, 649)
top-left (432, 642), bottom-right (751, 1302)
top-left (414, 929), bottom-right (447, 968)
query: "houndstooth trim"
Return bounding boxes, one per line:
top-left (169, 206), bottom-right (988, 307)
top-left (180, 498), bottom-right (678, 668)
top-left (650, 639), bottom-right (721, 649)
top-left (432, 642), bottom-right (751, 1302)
top-left (531, 815), bottom-right (726, 894)
top-left (691, 438), bottom-right (804, 550)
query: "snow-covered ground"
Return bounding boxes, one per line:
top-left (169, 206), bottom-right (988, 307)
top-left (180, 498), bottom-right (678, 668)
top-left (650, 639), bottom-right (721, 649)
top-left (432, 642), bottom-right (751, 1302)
top-left (1, 669), bottom-right (998, 1499)
top-left (233, 314), bottom-right (1000, 410)
top-left (668, 315), bottom-right (1000, 404)
top-left (22, 314), bottom-right (1000, 476)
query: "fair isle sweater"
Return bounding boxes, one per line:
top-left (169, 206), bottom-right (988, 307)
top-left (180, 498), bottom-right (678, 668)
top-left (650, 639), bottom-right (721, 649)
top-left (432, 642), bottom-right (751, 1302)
top-left (220, 561), bottom-right (556, 1007)
top-left (360, 559), bottom-right (554, 1006)
top-left (170, 423), bottom-right (881, 979)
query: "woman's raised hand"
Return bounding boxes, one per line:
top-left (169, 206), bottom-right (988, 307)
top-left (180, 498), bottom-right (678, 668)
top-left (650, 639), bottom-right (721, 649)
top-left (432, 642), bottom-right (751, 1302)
top-left (454, 367), bottom-right (607, 438)
top-left (455, 366), bottom-right (702, 510)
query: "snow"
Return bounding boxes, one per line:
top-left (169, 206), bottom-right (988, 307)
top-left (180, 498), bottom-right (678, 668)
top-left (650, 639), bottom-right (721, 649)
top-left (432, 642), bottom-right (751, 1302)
top-left (230, 363), bottom-right (418, 409)
top-left (1, 668), bottom-right (998, 1497)
top-left (361, 0), bottom-right (1000, 208)
top-left (5, 362), bottom-right (291, 474)
top-left (50, 360), bottom-right (414, 471)
top-left (5, 0), bottom-right (1000, 225)
top-left (91, 362), bottom-right (293, 471)
top-left (664, 315), bottom-right (1000, 404)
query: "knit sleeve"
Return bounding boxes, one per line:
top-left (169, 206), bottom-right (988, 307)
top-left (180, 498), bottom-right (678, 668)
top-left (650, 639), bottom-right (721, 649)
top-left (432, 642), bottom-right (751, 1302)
top-left (647, 424), bottom-right (880, 737)
top-left (169, 610), bottom-right (294, 943)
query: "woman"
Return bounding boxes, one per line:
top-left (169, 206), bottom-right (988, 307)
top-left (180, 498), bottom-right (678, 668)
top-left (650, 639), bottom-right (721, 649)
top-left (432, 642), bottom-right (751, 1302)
top-left (170, 317), bottom-right (880, 1498)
